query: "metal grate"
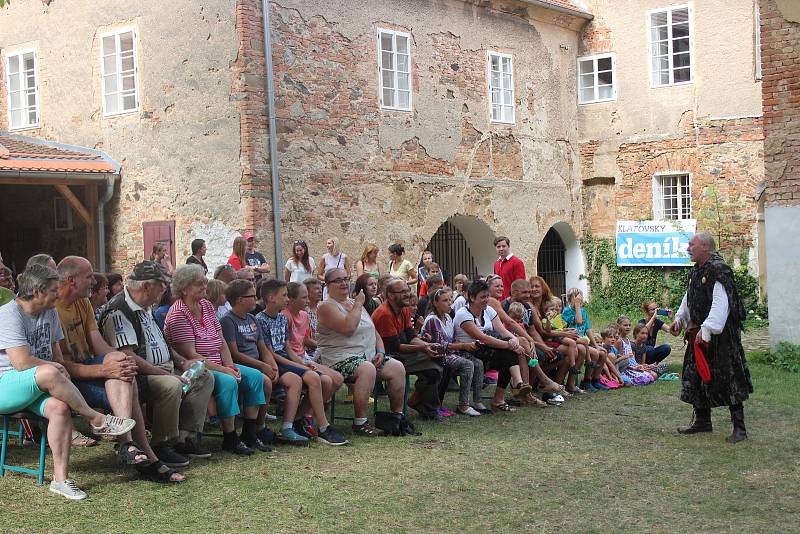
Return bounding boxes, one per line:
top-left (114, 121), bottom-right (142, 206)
top-left (537, 228), bottom-right (566, 300)
top-left (426, 221), bottom-right (478, 287)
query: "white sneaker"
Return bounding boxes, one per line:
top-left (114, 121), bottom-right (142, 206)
top-left (265, 413), bottom-right (277, 422)
top-left (49, 479), bottom-right (87, 500)
top-left (91, 414), bottom-right (136, 436)
top-left (459, 406), bottom-right (481, 417)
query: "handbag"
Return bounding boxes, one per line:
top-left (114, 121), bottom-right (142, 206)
top-left (374, 411), bottom-right (422, 437)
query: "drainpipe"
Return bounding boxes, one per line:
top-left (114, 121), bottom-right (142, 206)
top-left (261, 0), bottom-right (283, 266)
top-left (97, 175), bottom-right (117, 272)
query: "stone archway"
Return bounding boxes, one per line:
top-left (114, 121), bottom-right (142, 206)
top-left (425, 215), bottom-right (496, 284)
top-left (536, 221), bottom-right (587, 299)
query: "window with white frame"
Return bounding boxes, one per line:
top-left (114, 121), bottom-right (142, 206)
top-left (377, 29), bottom-right (411, 111)
top-left (653, 173), bottom-right (692, 220)
top-left (488, 51), bottom-right (514, 123)
top-left (649, 5), bottom-right (692, 87)
top-left (578, 54), bottom-right (616, 104)
top-left (100, 28), bottom-right (139, 116)
top-left (6, 49), bottom-right (40, 130)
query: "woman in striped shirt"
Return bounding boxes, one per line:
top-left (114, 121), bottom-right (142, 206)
top-left (164, 265), bottom-right (266, 456)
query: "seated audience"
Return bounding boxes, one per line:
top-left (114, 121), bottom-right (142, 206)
top-left (419, 287), bottom-right (482, 417)
top-left (303, 278), bottom-right (323, 359)
top-left (637, 300), bottom-right (673, 364)
top-left (25, 253), bottom-right (58, 271)
top-left (106, 273), bottom-right (124, 298)
top-left (100, 261), bottom-right (215, 465)
top-left (284, 239), bottom-right (316, 283)
top-left (415, 274), bottom-right (444, 331)
top-left (316, 268), bottom-right (407, 436)
top-left (0, 265), bottom-right (14, 306)
top-left (55, 256), bottom-right (182, 482)
top-left (207, 279), bottom-right (229, 320)
top-left (453, 280), bottom-right (528, 413)
top-left (255, 279), bottom-right (348, 445)
top-left (154, 284), bottom-right (174, 329)
top-left (562, 288), bottom-right (609, 392)
top-left (0, 264), bottom-right (136, 500)
top-left (598, 325), bottom-right (629, 386)
top-left (185, 238), bottom-right (208, 275)
top-left (164, 264), bottom-right (266, 456)
top-left (372, 278), bottom-right (444, 420)
top-left (214, 264), bottom-right (237, 284)
top-left (615, 316), bottom-right (657, 385)
top-left (89, 272), bottom-right (108, 321)
top-left (353, 274), bottom-right (381, 316)
top-left (417, 262), bottom-right (442, 297)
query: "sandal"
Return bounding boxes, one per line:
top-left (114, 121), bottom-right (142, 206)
top-left (116, 441), bottom-right (148, 465)
top-left (351, 422), bottom-right (384, 437)
top-left (136, 460), bottom-right (186, 484)
top-left (523, 393), bottom-right (548, 408)
top-left (71, 430), bottom-right (98, 447)
top-left (511, 382), bottom-right (533, 399)
top-left (540, 382), bottom-right (565, 393)
top-left (491, 402), bottom-right (517, 413)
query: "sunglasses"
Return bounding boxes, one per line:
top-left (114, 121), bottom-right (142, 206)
top-left (293, 240), bottom-right (307, 246)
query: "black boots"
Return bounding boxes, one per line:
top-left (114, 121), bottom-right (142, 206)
top-left (726, 404), bottom-right (747, 444)
top-left (677, 407), bottom-right (713, 434)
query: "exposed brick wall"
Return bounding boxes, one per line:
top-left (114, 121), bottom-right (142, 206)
top-left (613, 115), bottom-right (764, 256)
top-left (761, 0), bottom-right (800, 207)
top-left (579, 18), bottom-right (613, 55)
top-left (0, 53), bottom-right (6, 131)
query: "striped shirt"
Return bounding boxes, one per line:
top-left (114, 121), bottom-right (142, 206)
top-left (164, 298), bottom-right (223, 365)
top-left (101, 288), bottom-right (170, 365)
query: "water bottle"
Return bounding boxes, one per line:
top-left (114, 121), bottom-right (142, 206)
top-left (181, 361), bottom-right (206, 394)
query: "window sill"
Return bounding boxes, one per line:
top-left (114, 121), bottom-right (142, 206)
top-left (578, 98), bottom-right (616, 105)
top-left (650, 81), bottom-right (694, 89)
top-left (102, 109), bottom-right (140, 119)
top-left (379, 106), bottom-right (412, 112)
top-left (8, 124), bottom-right (41, 132)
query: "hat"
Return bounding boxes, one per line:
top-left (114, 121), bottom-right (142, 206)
top-left (129, 260), bottom-right (171, 284)
top-left (243, 231), bottom-right (255, 241)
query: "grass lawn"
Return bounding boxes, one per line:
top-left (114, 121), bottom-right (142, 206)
top-left (2, 352), bottom-right (798, 533)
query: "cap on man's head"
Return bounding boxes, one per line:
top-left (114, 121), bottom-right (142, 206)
top-left (129, 260), bottom-right (171, 284)
top-left (243, 231), bottom-right (255, 241)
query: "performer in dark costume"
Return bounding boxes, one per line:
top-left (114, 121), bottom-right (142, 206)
top-left (670, 232), bottom-right (753, 443)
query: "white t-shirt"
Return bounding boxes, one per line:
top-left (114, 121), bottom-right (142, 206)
top-left (451, 294), bottom-right (467, 314)
top-left (285, 257), bottom-right (317, 283)
top-left (101, 288), bottom-right (171, 366)
top-left (0, 300), bottom-right (64, 377)
top-left (453, 305), bottom-right (498, 343)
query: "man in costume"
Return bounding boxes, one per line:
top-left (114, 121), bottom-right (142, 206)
top-left (670, 232), bottom-right (753, 443)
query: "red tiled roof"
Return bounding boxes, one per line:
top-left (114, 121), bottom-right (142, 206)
top-left (0, 134), bottom-right (118, 174)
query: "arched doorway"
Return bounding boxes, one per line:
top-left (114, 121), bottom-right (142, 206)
top-left (425, 215), bottom-right (496, 286)
top-left (537, 228), bottom-right (566, 299)
top-left (536, 222), bottom-right (587, 300)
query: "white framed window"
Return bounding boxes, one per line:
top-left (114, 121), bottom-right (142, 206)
top-left (377, 29), bottom-right (411, 111)
top-left (6, 48), bottom-right (40, 130)
top-left (653, 173), bottom-right (692, 220)
top-left (488, 51), bottom-right (514, 124)
top-left (648, 5), bottom-right (692, 87)
top-left (754, 0), bottom-right (762, 80)
top-left (100, 28), bottom-right (139, 116)
top-left (578, 53), bottom-right (616, 104)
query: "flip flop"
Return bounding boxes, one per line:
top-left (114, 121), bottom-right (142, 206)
top-left (659, 373), bottom-right (679, 381)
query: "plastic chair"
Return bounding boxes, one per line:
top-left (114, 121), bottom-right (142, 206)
top-left (1, 412), bottom-right (48, 485)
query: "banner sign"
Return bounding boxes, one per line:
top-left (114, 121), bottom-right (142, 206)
top-left (616, 219), bottom-right (696, 267)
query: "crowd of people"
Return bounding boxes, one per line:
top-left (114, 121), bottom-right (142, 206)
top-left (0, 234), bottom-right (676, 500)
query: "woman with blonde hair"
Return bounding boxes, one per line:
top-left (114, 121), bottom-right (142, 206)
top-left (316, 237), bottom-right (351, 282)
top-left (355, 244), bottom-right (384, 278)
top-left (227, 236), bottom-right (248, 271)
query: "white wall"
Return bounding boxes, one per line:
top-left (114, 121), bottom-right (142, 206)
top-left (552, 221), bottom-right (589, 297)
top-left (765, 205), bottom-right (800, 347)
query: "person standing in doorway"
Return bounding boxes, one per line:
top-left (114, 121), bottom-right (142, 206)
top-left (493, 236), bottom-right (525, 300)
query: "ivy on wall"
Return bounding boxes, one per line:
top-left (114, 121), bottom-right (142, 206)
top-left (582, 233), bottom-right (766, 321)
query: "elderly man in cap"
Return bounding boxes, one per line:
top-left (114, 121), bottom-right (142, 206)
top-left (100, 260), bottom-right (215, 465)
top-left (56, 256), bottom-right (185, 482)
top-left (243, 231), bottom-right (271, 280)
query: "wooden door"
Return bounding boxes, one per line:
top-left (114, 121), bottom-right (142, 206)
top-left (142, 221), bottom-right (176, 266)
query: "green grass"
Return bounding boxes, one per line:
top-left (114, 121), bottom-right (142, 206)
top-left (2, 354), bottom-right (798, 533)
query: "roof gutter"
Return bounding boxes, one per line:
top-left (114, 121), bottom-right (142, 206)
top-left (97, 175), bottom-right (118, 272)
top-left (262, 0), bottom-right (283, 266)
top-left (520, 0), bottom-right (593, 20)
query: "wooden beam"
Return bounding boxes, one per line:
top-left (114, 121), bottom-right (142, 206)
top-left (85, 184), bottom-right (99, 268)
top-left (54, 184), bottom-right (92, 226)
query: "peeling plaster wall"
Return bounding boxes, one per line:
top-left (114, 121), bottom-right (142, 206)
top-left (578, 0), bottom-right (764, 269)
top-left (270, 0), bottom-right (585, 273)
top-left (0, 0), bottom-right (244, 273)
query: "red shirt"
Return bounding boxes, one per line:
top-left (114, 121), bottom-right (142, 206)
top-left (227, 254), bottom-right (244, 271)
top-left (493, 254), bottom-right (526, 299)
top-left (164, 299), bottom-right (224, 365)
top-left (371, 301), bottom-right (413, 340)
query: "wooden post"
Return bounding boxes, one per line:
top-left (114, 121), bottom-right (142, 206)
top-left (53, 184), bottom-right (98, 267)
